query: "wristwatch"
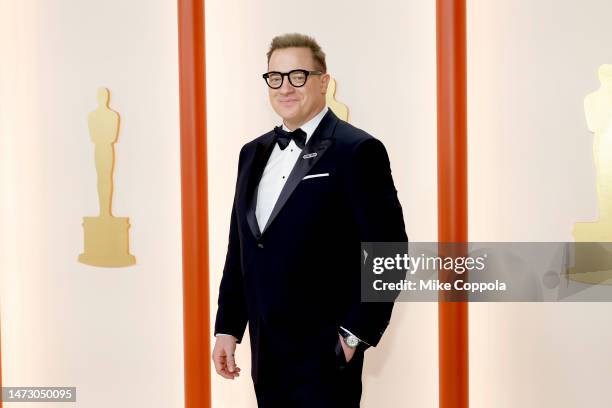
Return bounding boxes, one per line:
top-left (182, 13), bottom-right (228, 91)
top-left (340, 330), bottom-right (360, 348)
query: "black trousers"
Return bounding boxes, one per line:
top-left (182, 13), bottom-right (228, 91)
top-left (254, 345), bottom-right (365, 408)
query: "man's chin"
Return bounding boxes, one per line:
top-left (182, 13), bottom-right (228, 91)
top-left (279, 112), bottom-right (301, 125)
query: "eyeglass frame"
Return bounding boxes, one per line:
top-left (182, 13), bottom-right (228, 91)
top-left (262, 69), bottom-right (323, 89)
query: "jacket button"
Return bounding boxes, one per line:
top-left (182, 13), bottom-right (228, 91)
top-left (257, 243), bottom-right (264, 248)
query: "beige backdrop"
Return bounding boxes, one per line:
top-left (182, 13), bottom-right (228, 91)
top-left (2, 0), bottom-right (612, 407)
top-left (0, 0), bottom-right (184, 407)
top-left (469, 1), bottom-right (612, 407)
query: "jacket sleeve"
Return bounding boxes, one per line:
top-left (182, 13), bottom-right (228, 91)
top-left (339, 137), bottom-right (408, 348)
top-left (214, 146), bottom-right (249, 343)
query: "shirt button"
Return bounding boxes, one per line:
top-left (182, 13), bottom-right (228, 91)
top-left (257, 243), bottom-right (264, 249)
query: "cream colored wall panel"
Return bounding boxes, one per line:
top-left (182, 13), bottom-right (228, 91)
top-left (469, 1), bottom-right (612, 407)
top-left (205, 0), bottom-right (438, 407)
top-left (0, 1), bottom-right (183, 407)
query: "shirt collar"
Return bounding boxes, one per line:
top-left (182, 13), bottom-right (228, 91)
top-left (281, 106), bottom-right (329, 144)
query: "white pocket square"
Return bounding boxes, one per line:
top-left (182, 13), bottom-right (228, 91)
top-left (302, 173), bottom-right (329, 180)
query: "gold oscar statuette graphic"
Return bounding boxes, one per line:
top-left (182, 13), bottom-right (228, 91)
top-left (78, 88), bottom-right (136, 267)
top-left (326, 77), bottom-right (349, 122)
top-left (570, 64), bottom-right (612, 284)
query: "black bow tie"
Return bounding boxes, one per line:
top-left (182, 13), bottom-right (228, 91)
top-left (273, 126), bottom-right (306, 150)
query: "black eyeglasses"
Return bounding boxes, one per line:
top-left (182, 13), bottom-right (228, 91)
top-left (262, 69), bottom-right (323, 89)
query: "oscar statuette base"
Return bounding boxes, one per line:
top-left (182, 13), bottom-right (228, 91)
top-left (78, 216), bottom-right (136, 267)
top-left (569, 222), bottom-right (612, 284)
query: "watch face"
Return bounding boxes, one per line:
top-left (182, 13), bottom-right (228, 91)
top-left (346, 335), bottom-right (359, 348)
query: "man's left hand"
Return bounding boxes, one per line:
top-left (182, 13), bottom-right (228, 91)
top-left (338, 333), bottom-right (356, 363)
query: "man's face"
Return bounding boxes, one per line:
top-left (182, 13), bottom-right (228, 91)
top-left (267, 47), bottom-right (329, 128)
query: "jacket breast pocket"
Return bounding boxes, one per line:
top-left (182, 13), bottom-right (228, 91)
top-left (298, 172), bottom-right (335, 195)
top-left (302, 172), bottom-right (330, 181)
top-left (293, 171), bottom-right (337, 215)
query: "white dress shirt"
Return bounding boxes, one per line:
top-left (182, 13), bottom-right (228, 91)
top-left (255, 105), bottom-right (329, 231)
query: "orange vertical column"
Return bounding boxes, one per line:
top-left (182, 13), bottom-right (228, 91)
top-left (177, 0), bottom-right (211, 407)
top-left (436, 1), bottom-right (469, 408)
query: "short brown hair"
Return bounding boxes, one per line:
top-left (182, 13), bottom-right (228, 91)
top-left (266, 33), bottom-right (327, 73)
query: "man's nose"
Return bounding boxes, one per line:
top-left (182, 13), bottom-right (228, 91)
top-left (278, 77), bottom-right (295, 94)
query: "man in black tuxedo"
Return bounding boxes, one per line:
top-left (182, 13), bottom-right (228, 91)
top-left (212, 33), bottom-right (407, 407)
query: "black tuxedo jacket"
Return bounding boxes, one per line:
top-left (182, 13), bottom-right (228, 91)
top-left (214, 109), bottom-right (408, 385)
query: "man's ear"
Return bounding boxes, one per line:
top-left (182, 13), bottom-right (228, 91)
top-left (320, 73), bottom-right (330, 94)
